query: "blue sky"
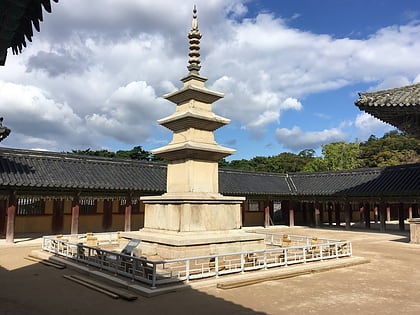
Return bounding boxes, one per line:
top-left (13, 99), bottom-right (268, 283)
top-left (1, 0), bottom-right (420, 160)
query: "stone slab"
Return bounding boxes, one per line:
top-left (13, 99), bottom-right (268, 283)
top-left (122, 229), bottom-right (265, 246)
top-left (408, 218), bottom-right (420, 244)
top-left (123, 229), bottom-right (267, 259)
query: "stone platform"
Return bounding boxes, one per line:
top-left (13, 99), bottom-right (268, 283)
top-left (408, 218), bottom-right (420, 243)
top-left (121, 229), bottom-right (266, 259)
top-left (141, 193), bottom-right (245, 232)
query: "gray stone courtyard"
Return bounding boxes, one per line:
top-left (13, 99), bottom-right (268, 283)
top-left (1, 226), bottom-right (419, 315)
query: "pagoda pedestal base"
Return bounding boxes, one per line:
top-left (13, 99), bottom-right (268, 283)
top-left (124, 194), bottom-right (266, 259)
top-left (126, 229), bottom-right (266, 259)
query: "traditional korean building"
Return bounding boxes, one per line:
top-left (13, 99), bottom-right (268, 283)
top-left (356, 83), bottom-right (420, 139)
top-left (1, 147), bottom-right (419, 242)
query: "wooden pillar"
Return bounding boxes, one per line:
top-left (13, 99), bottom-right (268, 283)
top-left (124, 198), bottom-right (132, 232)
top-left (289, 201), bottom-right (295, 227)
top-left (71, 195), bottom-right (80, 235)
top-left (319, 202), bottom-right (324, 224)
top-left (379, 203), bottom-right (386, 232)
top-left (6, 192), bottom-right (17, 244)
top-left (398, 203), bottom-right (405, 231)
top-left (240, 202), bottom-right (244, 228)
top-left (386, 206), bottom-right (391, 222)
top-left (0, 199), bottom-right (6, 236)
top-left (327, 202), bottom-right (333, 226)
top-left (359, 205), bottom-right (364, 223)
top-left (364, 203), bottom-right (371, 229)
top-left (344, 202), bottom-right (351, 230)
top-left (373, 205), bottom-right (379, 223)
top-left (335, 202), bottom-right (341, 228)
top-left (302, 202), bottom-right (308, 226)
top-left (314, 202), bottom-right (321, 227)
top-left (308, 202), bottom-right (315, 227)
top-left (408, 206), bottom-right (413, 220)
top-left (264, 201), bottom-right (270, 228)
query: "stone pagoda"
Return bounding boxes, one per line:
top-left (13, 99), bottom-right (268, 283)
top-left (137, 7), bottom-right (264, 259)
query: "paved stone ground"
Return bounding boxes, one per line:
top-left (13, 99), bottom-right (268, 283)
top-left (0, 226), bottom-right (419, 315)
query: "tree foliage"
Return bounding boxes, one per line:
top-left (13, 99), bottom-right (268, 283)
top-left (71, 145), bottom-right (163, 161)
top-left (321, 141), bottom-right (362, 170)
top-left (358, 130), bottom-right (420, 167)
top-left (70, 131), bottom-right (420, 173)
top-left (220, 130), bottom-right (420, 173)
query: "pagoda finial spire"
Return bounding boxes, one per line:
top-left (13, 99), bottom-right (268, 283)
top-left (187, 5), bottom-right (202, 75)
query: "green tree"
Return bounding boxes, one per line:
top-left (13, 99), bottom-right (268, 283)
top-left (71, 148), bottom-right (116, 158)
top-left (70, 145), bottom-right (160, 161)
top-left (359, 130), bottom-right (420, 167)
top-left (303, 157), bottom-right (328, 172)
top-left (116, 146), bottom-right (151, 160)
top-left (322, 141), bottom-right (361, 170)
top-left (269, 152), bottom-right (307, 173)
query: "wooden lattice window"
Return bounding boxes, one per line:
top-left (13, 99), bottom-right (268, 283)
top-left (79, 199), bottom-right (97, 215)
top-left (17, 198), bottom-right (45, 215)
top-left (248, 200), bottom-right (260, 212)
top-left (273, 200), bottom-right (282, 211)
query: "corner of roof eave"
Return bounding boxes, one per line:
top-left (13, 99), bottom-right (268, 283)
top-left (164, 85), bottom-right (224, 104)
top-left (157, 110), bottom-right (231, 126)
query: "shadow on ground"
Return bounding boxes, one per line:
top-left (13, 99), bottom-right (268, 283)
top-left (0, 246), bottom-right (266, 315)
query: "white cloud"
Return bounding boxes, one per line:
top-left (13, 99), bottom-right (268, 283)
top-left (275, 126), bottom-right (347, 151)
top-left (354, 112), bottom-right (394, 139)
top-left (2, 0), bottom-right (420, 154)
top-left (86, 81), bottom-right (172, 143)
top-left (280, 98), bottom-right (303, 111)
top-left (0, 81), bottom-right (89, 149)
top-left (367, 76), bottom-right (411, 91)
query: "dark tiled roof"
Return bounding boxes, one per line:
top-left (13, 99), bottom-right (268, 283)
top-left (219, 169), bottom-right (289, 196)
top-left (355, 83), bottom-right (420, 138)
top-left (0, 147), bottom-right (419, 199)
top-left (0, 0), bottom-right (59, 66)
top-left (0, 148), bottom-right (166, 194)
top-left (289, 163), bottom-right (420, 198)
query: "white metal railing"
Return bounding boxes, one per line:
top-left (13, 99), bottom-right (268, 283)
top-left (42, 232), bottom-right (352, 289)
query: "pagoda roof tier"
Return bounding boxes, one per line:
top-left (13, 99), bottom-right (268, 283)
top-left (157, 110), bottom-right (230, 132)
top-left (152, 141), bottom-right (235, 161)
top-left (164, 84), bottom-right (224, 105)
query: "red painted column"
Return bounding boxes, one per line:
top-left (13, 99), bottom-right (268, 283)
top-left (71, 195), bottom-right (80, 235)
top-left (359, 205), bottom-right (364, 223)
top-left (240, 202), bottom-right (244, 228)
top-left (379, 202), bottom-right (386, 232)
top-left (374, 205), bottom-right (379, 223)
top-left (264, 202), bottom-right (270, 228)
top-left (289, 208), bottom-right (294, 227)
top-left (386, 206), bottom-right (391, 222)
top-left (314, 205), bottom-right (321, 227)
top-left (6, 192), bottom-right (17, 244)
top-left (328, 202), bottom-right (333, 226)
top-left (124, 198), bottom-right (132, 232)
top-left (364, 203), bottom-right (371, 229)
top-left (335, 202), bottom-right (341, 228)
top-left (344, 202), bottom-right (351, 230)
top-left (398, 203), bottom-right (405, 231)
